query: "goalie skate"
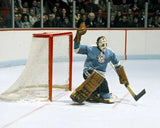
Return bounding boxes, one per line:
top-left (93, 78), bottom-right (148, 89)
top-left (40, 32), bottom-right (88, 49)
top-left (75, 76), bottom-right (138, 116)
top-left (87, 93), bottom-right (117, 104)
top-left (70, 71), bottom-right (104, 104)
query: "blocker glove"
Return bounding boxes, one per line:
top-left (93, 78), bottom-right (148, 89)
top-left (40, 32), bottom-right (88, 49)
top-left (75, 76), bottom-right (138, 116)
top-left (117, 66), bottom-right (129, 84)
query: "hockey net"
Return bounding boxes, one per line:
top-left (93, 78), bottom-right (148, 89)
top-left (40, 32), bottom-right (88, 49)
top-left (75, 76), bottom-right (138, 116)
top-left (0, 32), bottom-right (73, 102)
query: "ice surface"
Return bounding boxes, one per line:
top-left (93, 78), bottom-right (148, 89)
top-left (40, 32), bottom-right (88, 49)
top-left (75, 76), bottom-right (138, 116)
top-left (0, 60), bottom-right (160, 128)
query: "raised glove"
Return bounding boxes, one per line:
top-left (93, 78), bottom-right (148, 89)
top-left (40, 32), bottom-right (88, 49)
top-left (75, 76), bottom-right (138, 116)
top-left (74, 22), bottom-right (87, 43)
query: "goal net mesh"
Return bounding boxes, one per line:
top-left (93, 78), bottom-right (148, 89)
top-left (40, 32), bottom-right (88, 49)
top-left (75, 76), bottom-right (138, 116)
top-left (0, 33), bottom-right (72, 101)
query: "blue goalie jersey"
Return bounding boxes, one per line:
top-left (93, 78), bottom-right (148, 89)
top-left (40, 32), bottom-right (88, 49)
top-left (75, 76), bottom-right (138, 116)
top-left (74, 41), bottom-right (121, 76)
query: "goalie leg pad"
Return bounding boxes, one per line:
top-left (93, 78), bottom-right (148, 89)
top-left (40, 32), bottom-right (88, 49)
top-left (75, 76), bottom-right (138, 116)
top-left (70, 71), bottom-right (104, 104)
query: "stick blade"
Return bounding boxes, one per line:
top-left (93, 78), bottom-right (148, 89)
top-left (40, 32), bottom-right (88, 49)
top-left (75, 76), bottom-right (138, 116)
top-left (134, 89), bottom-right (146, 101)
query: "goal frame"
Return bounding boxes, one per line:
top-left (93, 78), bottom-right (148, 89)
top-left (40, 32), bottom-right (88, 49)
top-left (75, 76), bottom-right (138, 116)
top-left (33, 32), bottom-right (73, 101)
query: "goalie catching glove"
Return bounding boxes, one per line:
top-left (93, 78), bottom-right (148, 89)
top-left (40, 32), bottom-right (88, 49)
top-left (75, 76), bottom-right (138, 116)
top-left (74, 22), bottom-right (87, 43)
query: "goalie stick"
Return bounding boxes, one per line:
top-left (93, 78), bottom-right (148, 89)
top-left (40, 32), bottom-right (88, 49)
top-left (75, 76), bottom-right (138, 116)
top-left (110, 62), bottom-right (146, 101)
top-left (124, 83), bottom-right (146, 101)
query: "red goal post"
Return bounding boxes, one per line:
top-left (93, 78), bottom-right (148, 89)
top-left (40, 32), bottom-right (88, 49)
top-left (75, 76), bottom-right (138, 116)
top-left (33, 32), bottom-right (73, 101)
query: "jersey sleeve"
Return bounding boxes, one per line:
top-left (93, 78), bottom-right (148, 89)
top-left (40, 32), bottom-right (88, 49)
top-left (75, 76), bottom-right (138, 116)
top-left (110, 51), bottom-right (121, 71)
top-left (74, 41), bottom-right (88, 54)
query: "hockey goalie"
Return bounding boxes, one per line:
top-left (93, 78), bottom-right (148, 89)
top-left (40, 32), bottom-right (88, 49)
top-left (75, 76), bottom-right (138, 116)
top-left (70, 22), bottom-right (129, 104)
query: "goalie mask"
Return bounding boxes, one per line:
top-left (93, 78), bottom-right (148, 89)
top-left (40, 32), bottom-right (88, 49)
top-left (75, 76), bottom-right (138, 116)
top-left (96, 36), bottom-right (107, 52)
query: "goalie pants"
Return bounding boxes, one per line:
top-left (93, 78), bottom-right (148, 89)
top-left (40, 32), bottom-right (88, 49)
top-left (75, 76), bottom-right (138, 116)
top-left (83, 69), bottom-right (109, 95)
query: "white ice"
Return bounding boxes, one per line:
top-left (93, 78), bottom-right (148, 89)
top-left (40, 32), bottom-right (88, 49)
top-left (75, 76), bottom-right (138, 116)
top-left (0, 59), bottom-right (160, 128)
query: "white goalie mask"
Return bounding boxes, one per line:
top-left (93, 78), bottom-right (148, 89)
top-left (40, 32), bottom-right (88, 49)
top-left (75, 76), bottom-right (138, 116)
top-left (96, 36), bottom-right (107, 52)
